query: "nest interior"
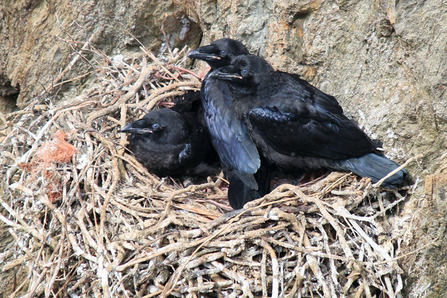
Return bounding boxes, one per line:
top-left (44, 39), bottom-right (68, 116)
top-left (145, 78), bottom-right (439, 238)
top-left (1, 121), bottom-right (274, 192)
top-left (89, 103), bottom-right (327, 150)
top-left (0, 41), bottom-right (416, 298)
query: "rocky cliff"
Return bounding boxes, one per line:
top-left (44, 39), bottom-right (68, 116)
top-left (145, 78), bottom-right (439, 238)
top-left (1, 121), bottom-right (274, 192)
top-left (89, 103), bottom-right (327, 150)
top-left (1, 0), bottom-right (446, 296)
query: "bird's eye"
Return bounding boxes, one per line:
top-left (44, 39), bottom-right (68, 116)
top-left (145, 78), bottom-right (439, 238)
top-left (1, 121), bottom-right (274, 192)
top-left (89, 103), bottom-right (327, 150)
top-left (220, 50), bottom-right (227, 55)
top-left (241, 69), bottom-right (248, 76)
top-left (152, 123), bottom-right (159, 129)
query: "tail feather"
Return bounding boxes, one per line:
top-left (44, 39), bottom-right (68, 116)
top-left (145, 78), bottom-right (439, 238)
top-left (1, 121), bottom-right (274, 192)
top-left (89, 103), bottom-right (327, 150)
top-left (232, 170), bottom-right (258, 191)
top-left (227, 161), bottom-right (271, 209)
top-left (333, 153), bottom-right (406, 187)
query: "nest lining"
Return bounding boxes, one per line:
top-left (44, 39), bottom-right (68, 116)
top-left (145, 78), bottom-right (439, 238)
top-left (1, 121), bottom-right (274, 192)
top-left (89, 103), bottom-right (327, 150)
top-left (0, 41), bottom-right (415, 298)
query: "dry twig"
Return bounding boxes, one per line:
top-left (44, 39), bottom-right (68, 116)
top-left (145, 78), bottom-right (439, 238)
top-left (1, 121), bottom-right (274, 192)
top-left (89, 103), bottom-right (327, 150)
top-left (0, 37), bottom-right (419, 298)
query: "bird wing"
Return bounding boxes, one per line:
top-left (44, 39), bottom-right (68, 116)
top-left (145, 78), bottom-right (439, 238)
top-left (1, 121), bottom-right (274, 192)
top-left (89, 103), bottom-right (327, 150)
top-left (203, 79), bottom-right (261, 178)
top-left (285, 72), bottom-right (344, 115)
top-left (248, 92), bottom-right (375, 160)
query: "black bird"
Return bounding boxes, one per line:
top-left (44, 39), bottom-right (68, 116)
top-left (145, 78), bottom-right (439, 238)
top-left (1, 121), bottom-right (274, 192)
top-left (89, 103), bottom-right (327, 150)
top-left (188, 39), bottom-right (272, 209)
top-left (120, 99), bottom-right (219, 179)
top-left (209, 54), bottom-right (406, 186)
top-left (187, 38), bottom-right (250, 70)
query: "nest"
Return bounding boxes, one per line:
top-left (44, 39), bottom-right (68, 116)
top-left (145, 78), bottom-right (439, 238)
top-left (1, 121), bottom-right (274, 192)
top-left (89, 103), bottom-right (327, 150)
top-left (0, 41), bottom-right (416, 298)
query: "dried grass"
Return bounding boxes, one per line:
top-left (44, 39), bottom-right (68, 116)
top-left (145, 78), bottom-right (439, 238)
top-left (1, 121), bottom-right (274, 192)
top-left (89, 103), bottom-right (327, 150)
top-left (0, 40), bottom-right (418, 298)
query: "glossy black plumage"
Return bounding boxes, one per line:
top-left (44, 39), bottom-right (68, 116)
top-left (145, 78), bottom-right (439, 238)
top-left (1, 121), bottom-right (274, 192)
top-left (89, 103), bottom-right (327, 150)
top-left (226, 156), bottom-right (272, 209)
top-left (188, 39), bottom-right (271, 209)
top-left (210, 54), bottom-right (406, 186)
top-left (120, 97), bottom-right (219, 178)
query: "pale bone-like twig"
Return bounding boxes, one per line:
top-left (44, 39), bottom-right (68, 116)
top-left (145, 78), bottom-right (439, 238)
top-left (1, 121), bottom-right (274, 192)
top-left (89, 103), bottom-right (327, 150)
top-left (0, 41), bottom-right (416, 298)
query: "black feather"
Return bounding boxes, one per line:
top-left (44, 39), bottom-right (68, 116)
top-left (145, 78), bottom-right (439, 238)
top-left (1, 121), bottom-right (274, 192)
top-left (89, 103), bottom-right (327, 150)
top-left (210, 54), bottom-right (406, 186)
top-left (188, 39), bottom-right (273, 208)
top-left (120, 100), bottom-right (219, 178)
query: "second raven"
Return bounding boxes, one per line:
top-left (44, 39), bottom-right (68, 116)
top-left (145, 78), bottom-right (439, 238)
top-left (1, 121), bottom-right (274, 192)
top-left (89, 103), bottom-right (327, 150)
top-left (188, 39), bottom-right (272, 209)
top-left (120, 94), bottom-right (219, 178)
top-left (210, 54), bottom-right (406, 187)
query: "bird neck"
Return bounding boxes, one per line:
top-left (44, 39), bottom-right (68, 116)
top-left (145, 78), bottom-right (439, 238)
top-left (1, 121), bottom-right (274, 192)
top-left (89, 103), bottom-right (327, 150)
top-left (228, 81), bottom-right (257, 95)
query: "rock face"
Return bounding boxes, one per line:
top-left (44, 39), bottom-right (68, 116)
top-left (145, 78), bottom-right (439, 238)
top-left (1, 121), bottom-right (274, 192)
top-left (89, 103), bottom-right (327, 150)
top-left (190, 0), bottom-right (447, 177)
top-left (0, 0), bottom-right (202, 110)
top-left (1, 0), bottom-right (446, 296)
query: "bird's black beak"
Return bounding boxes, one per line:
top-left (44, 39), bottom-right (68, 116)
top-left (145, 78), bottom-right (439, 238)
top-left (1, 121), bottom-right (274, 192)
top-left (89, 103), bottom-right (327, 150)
top-left (208, 67), bottom-right (243, 81)
top-left (187, 45), bottom-right (221, 62)
top-left (120, 123), bottom-right (153, 134)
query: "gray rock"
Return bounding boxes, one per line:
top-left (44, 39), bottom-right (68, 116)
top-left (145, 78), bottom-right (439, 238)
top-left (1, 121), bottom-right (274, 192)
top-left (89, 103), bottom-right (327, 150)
top-left (1, 0), bottom-right (446, 295)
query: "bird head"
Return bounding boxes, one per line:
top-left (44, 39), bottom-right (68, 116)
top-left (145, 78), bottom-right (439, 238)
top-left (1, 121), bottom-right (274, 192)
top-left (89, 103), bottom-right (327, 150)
top-left (208, 54), bottom-right (274, 94)
top-left (120, 118), bottom-right (163, 135)
top-left (187, 38), bottom-right (249, 69)
top-left (120, 109), bottom-right (189, 144)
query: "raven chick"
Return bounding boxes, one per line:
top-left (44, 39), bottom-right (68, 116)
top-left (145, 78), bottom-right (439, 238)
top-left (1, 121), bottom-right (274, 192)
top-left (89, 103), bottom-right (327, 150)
top-left (187, 38), bottom-right (250, 69)
top-left (210, 54), bottom-right (406, 186)
top-left (188, 39), bottom-right (272, 209)
top-left (120, 106), bottom-right (219, 178)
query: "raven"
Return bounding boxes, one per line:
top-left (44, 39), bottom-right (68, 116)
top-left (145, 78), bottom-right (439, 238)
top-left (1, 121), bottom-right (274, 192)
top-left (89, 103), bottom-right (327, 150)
top-left (188, 39), bottom-right (272, 209)
top-left (187, 38), bottom-right (250, 69)
top-left (120, 100), bottom-right (219, 178)
top-left (210, 54), bottom-right (406, 186)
